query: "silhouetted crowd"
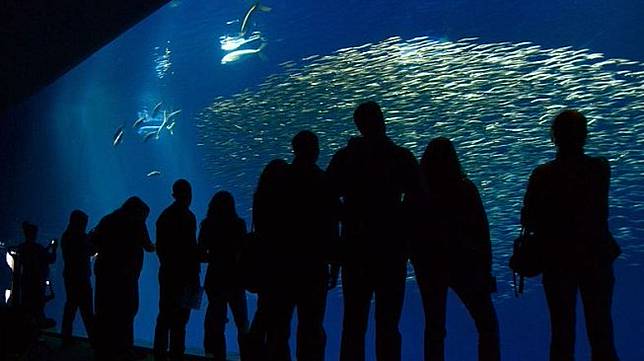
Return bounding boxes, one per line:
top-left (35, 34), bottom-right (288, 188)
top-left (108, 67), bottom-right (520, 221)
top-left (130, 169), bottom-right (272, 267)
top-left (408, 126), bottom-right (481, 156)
top-left (1, 102), bottom-right (621, 361)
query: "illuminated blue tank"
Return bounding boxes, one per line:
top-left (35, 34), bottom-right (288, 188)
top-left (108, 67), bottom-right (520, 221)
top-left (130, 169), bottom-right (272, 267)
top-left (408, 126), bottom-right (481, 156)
top-left (1, 0), bottom-right (643, 359)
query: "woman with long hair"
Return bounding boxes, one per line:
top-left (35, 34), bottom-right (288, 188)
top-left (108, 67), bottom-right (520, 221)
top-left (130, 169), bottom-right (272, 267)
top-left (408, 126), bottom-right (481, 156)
top-left (199, 191), bottom-right (249, 360)
top-left (411, 137), bottom-right (500, 361)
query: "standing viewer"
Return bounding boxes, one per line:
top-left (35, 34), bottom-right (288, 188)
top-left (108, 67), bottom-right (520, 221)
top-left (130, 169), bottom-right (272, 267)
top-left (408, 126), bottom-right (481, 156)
top-left (248, 158), bottom-right (291, 361)
top-left (198, 191), bottom-right (249, 361)
top-left (61, 209), bottom-right (95, 346)
top-left (327, 101), bottom-right (420, 361)
top-left (522, 110), bottom-right (620, 361)
top-left (15, 221), bottom-right (57, 328)
top-left (92, 196), bottom-right (155, 361)
top-left (154, 179), bottom-right (201, 361)
top-left (411, 137), bottom-right (500, 361)
top-left (265, 130), bottom-right (340, 361)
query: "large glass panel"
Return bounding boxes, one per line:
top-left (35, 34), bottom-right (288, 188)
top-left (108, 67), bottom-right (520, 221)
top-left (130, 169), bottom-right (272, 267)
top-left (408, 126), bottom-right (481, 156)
top-left (1, 0), bottom-right (643, 359)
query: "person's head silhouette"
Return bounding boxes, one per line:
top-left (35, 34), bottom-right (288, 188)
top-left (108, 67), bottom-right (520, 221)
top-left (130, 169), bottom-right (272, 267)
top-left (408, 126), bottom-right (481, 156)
top-left (121, 196), bottom-right (150, 222)
top-left (67, 210), bottom-right (89, 233)
top-left (257, 159), bottom-right (290, 194)
top-left (354, 101), bottom-right (386, 139)
top-left (208, 191), bottom-right (237, 219)
top-left (551, 109), bottom-right (587, 155)
top-left (420, 137), bottom-right (463, 184)
top-left (292, 130), bottom-right (319, 164)
top-left (172, 179), bottom-right (192, 208)
top-left (22, 221), bottom-right (38, 243)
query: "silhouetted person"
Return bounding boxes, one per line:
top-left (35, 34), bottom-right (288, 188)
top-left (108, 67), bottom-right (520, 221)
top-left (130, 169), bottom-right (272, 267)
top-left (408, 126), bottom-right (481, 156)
top-left (411, 137), bottom-right (500, 361)
top-left (154, 179), bottom-right (201, 361)
top-left (198, 191), bottom-right (249, 361)
top-left (522, 110), bottom-right (621, 361)
top-left (249, 159), bottom-right (291, 361)
top-left (61, 210), bottom-right (95, 346)
top-left (327, 101), bottom-right (420, 361)
top-left (264, 131), bottom-right (340, 361)
top-left (91, 197), bottom-right (155, 361)
top-left (15, 221), bottom-right (57, 328)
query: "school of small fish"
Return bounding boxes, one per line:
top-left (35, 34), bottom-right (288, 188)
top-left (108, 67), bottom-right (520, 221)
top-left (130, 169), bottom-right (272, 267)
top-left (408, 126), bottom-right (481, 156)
top-left (197, 36), bottom-right (644, 296)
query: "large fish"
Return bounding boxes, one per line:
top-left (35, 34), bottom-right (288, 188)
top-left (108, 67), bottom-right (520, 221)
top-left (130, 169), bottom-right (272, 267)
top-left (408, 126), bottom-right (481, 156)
top-left (240, 1), bottom-right (271, 36)
top-left (151, 101), bottom-right (163, 118)
top-left (221, 42), bottom-right (267, 64)
top-left (132, 116), bottom-right (145, 128)
top-left (220, 32), bottom-right (263, 52)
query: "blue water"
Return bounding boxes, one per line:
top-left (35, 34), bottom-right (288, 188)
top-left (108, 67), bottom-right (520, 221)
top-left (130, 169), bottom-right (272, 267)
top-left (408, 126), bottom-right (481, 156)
top-left (1, 0), bottom-right (644, 359)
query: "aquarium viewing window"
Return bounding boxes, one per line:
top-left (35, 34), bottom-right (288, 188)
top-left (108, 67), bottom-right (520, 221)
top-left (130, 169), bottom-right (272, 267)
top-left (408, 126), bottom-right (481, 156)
top-left (1, 0), bottom-right (643, 359)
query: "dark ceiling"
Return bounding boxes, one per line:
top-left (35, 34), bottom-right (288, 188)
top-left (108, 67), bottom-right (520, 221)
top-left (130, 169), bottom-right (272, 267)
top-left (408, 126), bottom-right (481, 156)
top-left (0, 0), bottom-right (170, 113)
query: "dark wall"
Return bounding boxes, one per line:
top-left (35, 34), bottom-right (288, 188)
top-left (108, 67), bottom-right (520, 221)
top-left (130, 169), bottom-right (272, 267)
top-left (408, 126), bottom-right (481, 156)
top-left (0, 0), bottom-right (170, 112)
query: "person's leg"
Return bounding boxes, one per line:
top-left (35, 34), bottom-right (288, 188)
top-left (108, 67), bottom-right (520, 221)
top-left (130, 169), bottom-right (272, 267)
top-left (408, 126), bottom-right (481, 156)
top-left (579, 266), bottom-right (620, 361)
top-left (339, 265), bottom-right (373, 361)
top-left (453, 287), bottom-right (500, 361)
top-left (169, 307), bottom-right (191, 360)
top-left (154, 283), bottom-right (171, 357)
top-left (61, 279), bottom-right (79, 343)
top-left (204, 286), bottom-right (228, 360)
top-left (414, 266), bottom-right (448, 361)
top-left (265, 289), bottom-right (294, 361)
top-left (543, 271), bottom-right (578, 361)
top-left (248, 292), bottom-right (268, 361)
top-left (374, 261), bottom-right (406, 361)
top-left (295, 275), bottom-right (328, 361)
top-left (229, 288), bottom-right (250, 360)
top-left (77, 280), bottom-right (95, 344)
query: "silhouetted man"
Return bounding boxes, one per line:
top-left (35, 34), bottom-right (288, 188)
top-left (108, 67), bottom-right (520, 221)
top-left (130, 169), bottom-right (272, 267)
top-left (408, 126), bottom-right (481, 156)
top-left (15, 221), bottom-right (57, 328)
top-left (61, 210), bottom-right (95, 346)
top-left (327, 101), bottom-right (420, 361)
top-left (154, 179), bottom-right (201, 361)
top-left (522, 110), bottom-right (620, 361)
top-left (265, 130), bottom-right (340, 361)
top-left (92, 197), bottom-right (155, 361)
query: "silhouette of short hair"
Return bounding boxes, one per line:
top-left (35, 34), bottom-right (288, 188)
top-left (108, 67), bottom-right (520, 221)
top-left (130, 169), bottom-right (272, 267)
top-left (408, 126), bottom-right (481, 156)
top-left (68, 210), bottom-right (89, 232)
top-left (208, 191), bottom-right (237, 219)
top-left (22, 221), bottom-right (38, 241)
top-left (420, 137), bottom-right (464, 183)
top-left (292, 130), bottom-right (319, 163)
top-left (551, 110), bottom-right (587, 151)
top-left (354, 101), bottom-right (385, 138)
top-left (172, 179), bottom-right (192, 201)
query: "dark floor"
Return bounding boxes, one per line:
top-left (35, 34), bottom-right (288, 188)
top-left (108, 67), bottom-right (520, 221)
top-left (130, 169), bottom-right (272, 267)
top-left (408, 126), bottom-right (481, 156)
top-left (5, 331), bottom-right (240, 361)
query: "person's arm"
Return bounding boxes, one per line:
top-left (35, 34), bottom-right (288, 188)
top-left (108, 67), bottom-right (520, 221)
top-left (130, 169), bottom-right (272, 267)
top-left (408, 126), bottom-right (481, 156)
top-left (466, 180), bottom-right (492, 273)
top-left (401, 149), bottom-right (422, 258)
top-left (521, 167), bottom-right (543, 231)
top-left (142, 224), bottom-right (155, 253)
top-left (197, 220), bottom-right (210, 263)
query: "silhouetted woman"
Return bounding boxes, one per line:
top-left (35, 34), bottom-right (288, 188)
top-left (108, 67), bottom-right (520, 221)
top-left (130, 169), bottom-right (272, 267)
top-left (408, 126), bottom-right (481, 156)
top-left (199, 191), bottom-right (249, 361)
top-left (61, 209), bottom-right (95, 346)
top-left (522, 110), bottom-right (620, 361)
top-left (411, 137), bottom-right (500, 361)
top-left (249, 159), bottom-right (291, 361)
top-left (91, 197), bottom-right (155, 361)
